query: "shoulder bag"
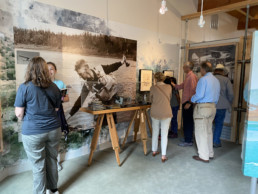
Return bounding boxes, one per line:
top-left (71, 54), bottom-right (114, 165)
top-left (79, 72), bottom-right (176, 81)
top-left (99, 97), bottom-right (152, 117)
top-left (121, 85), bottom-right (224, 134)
top-left (41, 87), bottom-right (69, 140)
top-left (156, 85), bottom-right (170, 104)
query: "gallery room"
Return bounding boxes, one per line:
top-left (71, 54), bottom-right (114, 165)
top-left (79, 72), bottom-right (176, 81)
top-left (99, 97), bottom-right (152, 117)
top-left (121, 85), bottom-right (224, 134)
top-left (0, 0), bottom-right (258, 193)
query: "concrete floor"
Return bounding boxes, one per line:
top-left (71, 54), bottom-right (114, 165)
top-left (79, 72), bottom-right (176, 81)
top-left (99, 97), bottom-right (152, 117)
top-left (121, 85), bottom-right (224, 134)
top-left (0, 138), bottom-right (256, 194)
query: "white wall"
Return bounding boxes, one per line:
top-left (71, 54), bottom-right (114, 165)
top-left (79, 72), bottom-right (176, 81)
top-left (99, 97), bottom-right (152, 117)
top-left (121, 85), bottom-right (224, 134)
top-left (185, 12), bottom-right (254, 43)
top-left (36, 0), bottom-right (183, 45)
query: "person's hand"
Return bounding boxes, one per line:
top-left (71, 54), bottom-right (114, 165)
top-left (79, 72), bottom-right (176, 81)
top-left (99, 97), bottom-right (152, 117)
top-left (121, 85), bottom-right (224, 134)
top-left (184, 103), bottom-right (191, 110)
top-left (171, 81), bottom-right (176, 87)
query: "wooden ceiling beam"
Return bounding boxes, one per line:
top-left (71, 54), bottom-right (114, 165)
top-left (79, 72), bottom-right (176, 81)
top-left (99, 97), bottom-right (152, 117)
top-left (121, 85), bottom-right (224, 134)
top-left (181, 0), bottom-right (258, 20)
top-left (237, 19), bottom-right (258, 29)
top-left (236, 9), bottom-right (255, 20)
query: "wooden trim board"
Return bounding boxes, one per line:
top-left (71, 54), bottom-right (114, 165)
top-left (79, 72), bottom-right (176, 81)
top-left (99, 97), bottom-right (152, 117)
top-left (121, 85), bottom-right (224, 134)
top-left (181, 0), bottom-right (258, 20)
top-left (80, 105), bottom-right (151, 115)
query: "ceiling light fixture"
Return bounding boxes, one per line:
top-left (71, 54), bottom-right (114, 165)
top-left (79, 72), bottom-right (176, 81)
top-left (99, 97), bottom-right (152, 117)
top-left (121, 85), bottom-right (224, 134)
top-left (159, 0), bottom-right (168, 15)
top-left (198, 0), bottom-right (205, 28)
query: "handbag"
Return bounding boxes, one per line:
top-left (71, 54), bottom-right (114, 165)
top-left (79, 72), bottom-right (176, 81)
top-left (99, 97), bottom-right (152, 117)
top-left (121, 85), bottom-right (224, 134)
top-left (41, 88), bottom-right (69, 140)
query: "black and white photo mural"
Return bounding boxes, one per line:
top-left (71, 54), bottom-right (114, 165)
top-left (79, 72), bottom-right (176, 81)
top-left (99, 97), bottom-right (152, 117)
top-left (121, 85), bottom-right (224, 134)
top-left (188, 44), bottom-right (237, 82)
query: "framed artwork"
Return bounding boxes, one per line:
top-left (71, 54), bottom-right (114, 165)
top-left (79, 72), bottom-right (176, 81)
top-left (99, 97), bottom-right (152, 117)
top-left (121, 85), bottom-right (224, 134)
top-left (16, 50), bottom-right (40, 65)
top-left (139, 69), bottom-right (153, 91)
top-left (163, 70), bottom-right (174, 77)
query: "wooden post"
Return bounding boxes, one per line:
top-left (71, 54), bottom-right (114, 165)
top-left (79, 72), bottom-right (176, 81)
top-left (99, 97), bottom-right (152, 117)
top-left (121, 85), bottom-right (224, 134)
top-left (88, 114), bottom-right (104, 166)
top-left (133, 111), bottom-right (140, 142)
top-left (106, 113), bottom-right (121, 166)
top-left (139, 109), bottom-right (148, 155)
top-left (122, 110), bottom-right (137, 148)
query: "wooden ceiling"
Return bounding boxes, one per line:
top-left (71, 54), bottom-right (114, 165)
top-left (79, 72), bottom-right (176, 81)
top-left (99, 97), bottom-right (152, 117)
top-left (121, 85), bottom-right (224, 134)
top-left (197, 0), bottom-right (258, 30)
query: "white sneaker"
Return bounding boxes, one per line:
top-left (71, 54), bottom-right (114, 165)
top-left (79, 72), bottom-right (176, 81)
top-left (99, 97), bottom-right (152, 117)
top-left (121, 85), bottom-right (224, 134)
top-left (46, 190), bottom-right (60, 194)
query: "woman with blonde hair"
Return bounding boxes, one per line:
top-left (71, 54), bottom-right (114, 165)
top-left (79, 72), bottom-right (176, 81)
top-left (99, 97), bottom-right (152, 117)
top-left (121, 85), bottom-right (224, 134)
top-left (150, 72), bottom-right (172, 162)
top-left (14, 57), bottom-right (61, 194)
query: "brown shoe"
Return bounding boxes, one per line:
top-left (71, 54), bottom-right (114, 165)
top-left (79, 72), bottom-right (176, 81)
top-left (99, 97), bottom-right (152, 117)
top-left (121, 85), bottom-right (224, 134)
top-left (161, 157), bottom-right (168, 163)
top-left (152, 151), bottom-right (160, 157)
top-left (192, 155), bottom-right (209, 163)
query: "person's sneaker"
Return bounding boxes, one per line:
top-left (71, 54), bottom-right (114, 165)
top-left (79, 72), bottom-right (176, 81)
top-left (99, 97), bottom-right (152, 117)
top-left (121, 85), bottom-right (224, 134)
top-left (178, 142), bottom-right (193, 147)
top-left (213, 143), bottom-right (222, 148)
top-left (57, 162), bottom-right (63, 172)
top-left (46, 190), bottom-right (60, 194)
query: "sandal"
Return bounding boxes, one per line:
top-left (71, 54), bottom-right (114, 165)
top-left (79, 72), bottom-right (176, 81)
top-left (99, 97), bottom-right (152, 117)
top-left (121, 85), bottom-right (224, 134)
top-left (161, 157), bottom-right (168, 163)
top-left (152, 151), bottom-right (160, 157)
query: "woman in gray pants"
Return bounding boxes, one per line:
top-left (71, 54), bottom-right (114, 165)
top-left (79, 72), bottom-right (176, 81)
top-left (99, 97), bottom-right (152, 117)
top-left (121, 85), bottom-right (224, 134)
top-left (14, 57), bottom-right (61, 194)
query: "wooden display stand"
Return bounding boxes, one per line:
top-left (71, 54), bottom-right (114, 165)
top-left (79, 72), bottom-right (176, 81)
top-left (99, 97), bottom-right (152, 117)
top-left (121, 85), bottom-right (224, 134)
top-left (80, 105), bottom-right (152, 166)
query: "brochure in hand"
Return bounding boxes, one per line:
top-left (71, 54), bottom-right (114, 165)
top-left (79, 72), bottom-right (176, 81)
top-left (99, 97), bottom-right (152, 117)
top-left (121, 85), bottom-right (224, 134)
top-left (61, 89), bottom-right (67, 97)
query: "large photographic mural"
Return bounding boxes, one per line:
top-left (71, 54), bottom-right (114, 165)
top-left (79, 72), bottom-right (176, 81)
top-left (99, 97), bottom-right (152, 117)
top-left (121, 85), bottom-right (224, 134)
top-left (0, 0), bottom-right (180, 176)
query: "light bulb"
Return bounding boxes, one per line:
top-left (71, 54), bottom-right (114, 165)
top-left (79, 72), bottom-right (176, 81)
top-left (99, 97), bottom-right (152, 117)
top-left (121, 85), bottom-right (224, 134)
top-left (159, 0), bottom-right (168, 15)
top-left (159, 8), bottom-right (166, 15)
top-left (198, 15), bottom-right (205, 28)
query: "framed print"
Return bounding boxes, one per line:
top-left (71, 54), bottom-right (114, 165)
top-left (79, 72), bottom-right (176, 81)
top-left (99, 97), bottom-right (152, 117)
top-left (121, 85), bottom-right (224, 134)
top-left (139, 69), bottom-right (153, 91)
top-left (163, 70), bottom-right (174, 77)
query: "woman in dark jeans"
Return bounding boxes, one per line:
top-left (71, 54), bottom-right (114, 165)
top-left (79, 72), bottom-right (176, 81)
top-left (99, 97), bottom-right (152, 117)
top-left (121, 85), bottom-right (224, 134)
top-left (164, 77), bottom-right (180, 138)
top-left (14, 57), bottom-right (61, 194)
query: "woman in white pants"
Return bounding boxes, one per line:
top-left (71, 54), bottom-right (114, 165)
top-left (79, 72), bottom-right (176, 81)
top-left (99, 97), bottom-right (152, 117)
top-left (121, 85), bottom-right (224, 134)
top-left (150, 72), bottom-right (172, 162)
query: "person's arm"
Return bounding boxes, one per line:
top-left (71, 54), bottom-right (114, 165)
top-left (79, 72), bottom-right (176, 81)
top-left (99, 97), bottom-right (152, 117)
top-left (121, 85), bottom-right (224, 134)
top-left (63, 95), bottom-right (69, 102)
top-left (191, 79), bottom-right (205, 103)
top-left (69, 96), bottom-right (81, 117)
top-left (189, 76), bottom-right (198, 97)
top-left (102, 62), bottom-right (123, 74)
top-left (15, 107), bottom-right (24, 121)
top-left (14, 84), bottom-right (26, 120)
top-left (174, 82), bottom-right (184, 90)
top-left (69, 84), bottom-right (88, 117)
top-left (227, 79), bottom-right (234, 104)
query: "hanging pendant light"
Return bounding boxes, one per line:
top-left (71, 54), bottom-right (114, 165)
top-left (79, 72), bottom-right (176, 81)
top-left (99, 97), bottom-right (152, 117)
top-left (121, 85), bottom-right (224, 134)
top-left (159, 0), bottom-right (168, 15)
top-left (198, 0), bottom-right (205, 28)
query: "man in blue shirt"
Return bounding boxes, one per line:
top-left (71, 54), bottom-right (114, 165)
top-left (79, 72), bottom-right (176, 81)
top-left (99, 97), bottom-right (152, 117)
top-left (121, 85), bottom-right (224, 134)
top-left (191, 62), bottom-right (220, 163)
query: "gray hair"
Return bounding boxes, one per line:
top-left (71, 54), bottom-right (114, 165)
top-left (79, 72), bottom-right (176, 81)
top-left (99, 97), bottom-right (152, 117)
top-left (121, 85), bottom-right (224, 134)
top-left (201, 62), bottom-right (213, 73)
top-left (185, 61), bottom-right (194, 70)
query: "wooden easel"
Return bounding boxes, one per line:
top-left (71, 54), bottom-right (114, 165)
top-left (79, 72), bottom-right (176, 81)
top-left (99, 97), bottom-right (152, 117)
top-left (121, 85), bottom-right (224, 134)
top-left (80, 105), bottom-right (152, 166)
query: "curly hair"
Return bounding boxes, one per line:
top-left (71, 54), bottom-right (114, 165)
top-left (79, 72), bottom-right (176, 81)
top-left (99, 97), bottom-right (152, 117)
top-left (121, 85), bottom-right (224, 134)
top-left (25, 57), bottom-right (52, 88)
top-left (75, 59), bottom-right (89, 72)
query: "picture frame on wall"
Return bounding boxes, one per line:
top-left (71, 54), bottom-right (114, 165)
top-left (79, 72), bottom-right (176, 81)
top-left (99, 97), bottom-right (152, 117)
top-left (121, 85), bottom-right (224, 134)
top-left (139, 69), bottom-right (153, 92)
top-left (163, 70), bottom-right (174, 77)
